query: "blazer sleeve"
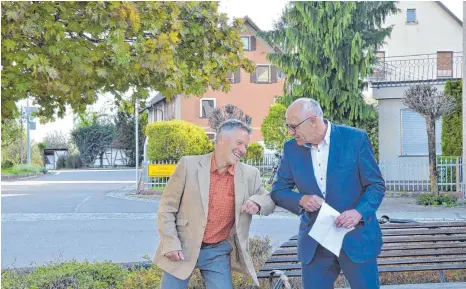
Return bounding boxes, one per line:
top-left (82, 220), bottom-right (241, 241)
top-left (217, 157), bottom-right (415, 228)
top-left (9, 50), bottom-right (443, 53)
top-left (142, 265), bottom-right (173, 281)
top-left (157, 157), bottom-right (187, 255)
top-left (247, 168), bottom-right (276, 216)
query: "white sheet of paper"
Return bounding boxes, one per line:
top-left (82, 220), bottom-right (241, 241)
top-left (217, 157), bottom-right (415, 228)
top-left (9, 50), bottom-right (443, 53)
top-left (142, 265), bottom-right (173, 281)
top-left (308, 202), bottom-right (354, 257)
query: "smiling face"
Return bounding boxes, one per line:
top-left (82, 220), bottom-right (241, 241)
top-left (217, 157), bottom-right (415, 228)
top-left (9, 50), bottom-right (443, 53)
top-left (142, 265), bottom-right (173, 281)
top-left (215, 128), bottom-right (250, 166)
top-left (285, 101), bottom-right (326, 146)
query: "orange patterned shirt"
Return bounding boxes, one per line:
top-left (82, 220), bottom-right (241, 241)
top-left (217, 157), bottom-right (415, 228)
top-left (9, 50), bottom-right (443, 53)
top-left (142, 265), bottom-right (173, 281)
top-left (202, 154), bottom-right (236, 244)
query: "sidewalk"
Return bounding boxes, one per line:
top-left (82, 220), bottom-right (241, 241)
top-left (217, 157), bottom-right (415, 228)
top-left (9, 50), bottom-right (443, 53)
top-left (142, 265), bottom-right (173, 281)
top-left (377, 197), bottom-right (466, 220)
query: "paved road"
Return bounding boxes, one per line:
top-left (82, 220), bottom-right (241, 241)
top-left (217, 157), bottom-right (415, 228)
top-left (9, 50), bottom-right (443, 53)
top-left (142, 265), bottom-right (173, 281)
top-left (1, 170), bottom-right (299, 268)
top-left (3, 170), bottom-right (465, 268)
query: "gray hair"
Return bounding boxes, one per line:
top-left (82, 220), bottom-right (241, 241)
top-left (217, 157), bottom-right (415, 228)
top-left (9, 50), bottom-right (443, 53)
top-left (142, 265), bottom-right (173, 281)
top-left (215, 119), bottom-right (251, 144)
top-left (291, 98), bottom-right (324, 119)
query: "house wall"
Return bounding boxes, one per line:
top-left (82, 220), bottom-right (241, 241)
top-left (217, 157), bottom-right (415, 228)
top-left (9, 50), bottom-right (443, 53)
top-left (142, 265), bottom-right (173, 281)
top-left (180, 23), bottom-right (284, 143)
top-left (378, 1), bottom-right (462, 57)
top-left (372, 1), bottom-right (461, 180)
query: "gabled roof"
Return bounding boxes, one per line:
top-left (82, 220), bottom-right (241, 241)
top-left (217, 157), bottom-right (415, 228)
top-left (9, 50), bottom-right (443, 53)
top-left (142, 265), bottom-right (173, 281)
top-left (436, 1), bottom-right (462, 26)
top-left (243, 16), bottom-right (283, 53)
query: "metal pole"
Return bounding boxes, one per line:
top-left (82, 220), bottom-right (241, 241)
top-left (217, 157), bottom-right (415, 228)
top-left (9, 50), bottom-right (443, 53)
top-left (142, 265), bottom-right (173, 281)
top-left (26, 98), bottom-right (31, 165)
top-left (135, 99), bottom-right (139, 184)
top-left (20, 106), bottom-right (24, 164)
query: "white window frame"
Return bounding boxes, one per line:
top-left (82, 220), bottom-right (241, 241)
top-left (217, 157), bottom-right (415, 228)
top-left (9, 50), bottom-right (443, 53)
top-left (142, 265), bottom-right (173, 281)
top-left (406, 8), bottom-right (417, 24)
top-left (241, 36), bottom-right (250, 50)
top-left (200, 98), bottom-right (216, 118)
top-left (256, 64), bottom-right (271, 83)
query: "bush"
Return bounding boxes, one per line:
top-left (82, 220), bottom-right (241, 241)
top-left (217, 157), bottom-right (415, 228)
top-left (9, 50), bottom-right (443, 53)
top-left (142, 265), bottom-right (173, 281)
top-left (442, 80), bottom-right (462, 156)
top-left (56, 156), bottom-right (66, 169)
top-left (2, 261), bottom-right (128, 289)
top-left (146, 120), bottom-right (214, 162)
top-left (66, 153), bottom-right (83, 169)
top-left (1, 236), bottom-right (274, 289)
top-left (417, 193), bottom-right (458, 207)
top-left (245, 143), bottom-right (264, 162)
top-left (2, 160), bottom-right (14, 169)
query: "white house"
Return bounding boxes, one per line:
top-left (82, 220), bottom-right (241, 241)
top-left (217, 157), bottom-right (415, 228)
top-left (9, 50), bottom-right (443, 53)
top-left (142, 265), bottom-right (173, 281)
top-left (367, 1), bottom-right (462, 190)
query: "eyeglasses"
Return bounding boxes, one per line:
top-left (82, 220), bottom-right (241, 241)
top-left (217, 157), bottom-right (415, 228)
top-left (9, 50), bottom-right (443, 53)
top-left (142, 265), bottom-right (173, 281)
top-left (285, 117), bottom-right (311, 132)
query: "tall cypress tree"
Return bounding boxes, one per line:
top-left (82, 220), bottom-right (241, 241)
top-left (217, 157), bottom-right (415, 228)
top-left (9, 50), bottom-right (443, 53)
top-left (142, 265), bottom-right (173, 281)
top-left (260, 1), bottom-right (398, 125)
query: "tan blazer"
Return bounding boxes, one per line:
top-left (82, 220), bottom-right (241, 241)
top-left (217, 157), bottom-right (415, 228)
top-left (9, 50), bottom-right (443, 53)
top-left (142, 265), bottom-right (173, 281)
top-left (153, 153), bottom-right (275, 287)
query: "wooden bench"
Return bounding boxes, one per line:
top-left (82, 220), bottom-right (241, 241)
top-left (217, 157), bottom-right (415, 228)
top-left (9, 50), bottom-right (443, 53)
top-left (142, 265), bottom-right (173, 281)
top-left (258, 220), bottom-right (466, 289)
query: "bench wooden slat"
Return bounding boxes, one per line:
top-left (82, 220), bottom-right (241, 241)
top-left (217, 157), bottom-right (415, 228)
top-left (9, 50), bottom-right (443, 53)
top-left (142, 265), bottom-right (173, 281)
top-left (260, 256), bottom-right (466, 271)
top-left (379, 263), bottom-right (466, 273)
top-left (258, 264), bottom-right (466, 278)
top-left (274, 242), bottom-right (466, 255)
top-left (282, 235), bottom-right (466, 247)
top-left (265, 250), bottom-right (466, 264)
top-left (288, 222), bottom-right (466, 240)
top-left (383, 228), bottom-right (466, 236)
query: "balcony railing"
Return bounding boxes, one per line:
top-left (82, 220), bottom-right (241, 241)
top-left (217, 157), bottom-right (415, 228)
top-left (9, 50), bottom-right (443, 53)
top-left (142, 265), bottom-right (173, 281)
top-left (369, 52), bottom-right (463, 88)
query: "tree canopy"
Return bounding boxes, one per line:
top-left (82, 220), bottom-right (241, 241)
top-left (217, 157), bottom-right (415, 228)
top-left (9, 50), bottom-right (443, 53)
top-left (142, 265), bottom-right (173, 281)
top-left (1, 1), bottom-right (254, 122)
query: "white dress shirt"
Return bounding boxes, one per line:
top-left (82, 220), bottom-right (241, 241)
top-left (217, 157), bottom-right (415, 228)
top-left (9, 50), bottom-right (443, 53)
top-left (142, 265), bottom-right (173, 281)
top-left (305, 120), bottom-right (331, 198)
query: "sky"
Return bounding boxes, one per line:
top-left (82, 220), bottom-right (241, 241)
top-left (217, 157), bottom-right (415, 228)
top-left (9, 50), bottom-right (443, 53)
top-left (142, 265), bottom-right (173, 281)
top-left (26, 0), bottom-right (463, 142)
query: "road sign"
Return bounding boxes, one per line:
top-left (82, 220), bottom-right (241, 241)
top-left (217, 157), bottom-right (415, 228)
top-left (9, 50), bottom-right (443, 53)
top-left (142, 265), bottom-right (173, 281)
top-left (29, 122), bottom-right (36, 130)
top-left (148, 164), bottom-right (176, 177)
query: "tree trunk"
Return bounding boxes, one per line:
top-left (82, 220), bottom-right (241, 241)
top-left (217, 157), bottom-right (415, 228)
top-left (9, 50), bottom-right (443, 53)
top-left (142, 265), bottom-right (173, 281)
top-left (99, 153), bottom-right (103, 168)
top-left (426, 117), bottom-right (438, 195)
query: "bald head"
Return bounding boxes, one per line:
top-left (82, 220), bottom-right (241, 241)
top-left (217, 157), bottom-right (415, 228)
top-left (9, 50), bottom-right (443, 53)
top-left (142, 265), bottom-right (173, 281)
top-left (286, 98), bottom-right (323, 120)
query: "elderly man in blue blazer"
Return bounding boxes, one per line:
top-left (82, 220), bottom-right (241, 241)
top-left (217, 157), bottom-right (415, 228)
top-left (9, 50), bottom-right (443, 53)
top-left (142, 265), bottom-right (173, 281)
top-left (271, 98), bottom-right (385, 289)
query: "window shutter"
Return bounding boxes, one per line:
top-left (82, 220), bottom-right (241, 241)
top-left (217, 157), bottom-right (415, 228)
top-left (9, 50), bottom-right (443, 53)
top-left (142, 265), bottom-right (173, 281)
top-left (250, 68), bottom-right (257, 83)
top-left (401, 110), bottom-right (442, 156)
top-left (234, 68), bottom-right (241, 83)
top-left (271, 66), bottom-right (277, 83)
top-left (250, 36), bottom-right (256, 51)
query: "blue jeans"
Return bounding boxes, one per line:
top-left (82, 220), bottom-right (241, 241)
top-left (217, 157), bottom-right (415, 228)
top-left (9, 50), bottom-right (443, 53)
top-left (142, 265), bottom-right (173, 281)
top-left (302, 245), bottom-right (380, 289)
top-left (161, 240), bottom-right (233, 289)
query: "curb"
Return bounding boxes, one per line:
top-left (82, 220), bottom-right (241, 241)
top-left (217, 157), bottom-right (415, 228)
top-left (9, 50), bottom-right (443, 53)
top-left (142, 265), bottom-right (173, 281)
top-left (1, 173), bottom-right (45, 182)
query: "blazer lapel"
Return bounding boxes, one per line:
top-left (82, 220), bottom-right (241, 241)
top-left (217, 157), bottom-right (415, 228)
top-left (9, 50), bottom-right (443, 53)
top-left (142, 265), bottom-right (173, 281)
top-left (234, 163), bottom-right (245, 230)
top-left (198, 153), bottom-right (212, 219)
top-left (326, 124), bottom-right (341, 196)
top-left (298, 145), bottom-right (323, 197)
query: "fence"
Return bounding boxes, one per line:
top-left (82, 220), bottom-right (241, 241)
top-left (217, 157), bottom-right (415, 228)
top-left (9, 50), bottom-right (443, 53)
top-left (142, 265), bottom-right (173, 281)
top-left (142, 156), bottom-right (464, 197)
top-left (369, 52), bottom-right (463, 88)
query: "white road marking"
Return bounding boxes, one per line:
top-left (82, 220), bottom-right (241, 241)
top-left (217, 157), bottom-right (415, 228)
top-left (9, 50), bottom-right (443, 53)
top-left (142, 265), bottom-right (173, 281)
top-left (74, 196), bottom-right (91, 213)
top-left (48, 169), bottom-right (136, 173)
top-left (1, 194), bottom-right (28, 197)
top-left (2, 181), bottom-right (136, 186)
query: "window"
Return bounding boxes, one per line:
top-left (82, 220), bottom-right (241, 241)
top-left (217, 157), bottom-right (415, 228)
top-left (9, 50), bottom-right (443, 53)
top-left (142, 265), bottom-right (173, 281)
top-left (437, 51), bottom-right (453, 78)
top-left (226, 68), bottom-right (240, 83)
top-left (401, 109), bottom-right (442, 156)
top-left (251, 65), bottom-right (278, 84)
top-left (206, 132), bottom-right (216, 141)
top-left (200, 98), bottom-right (216, 118)
top-left (240, 36), bottom-right (256, 51)
top-left (241, 36), bottom-right (250, 50)
top-left (256, 66), bottom-right (270, 83)
top-left (406, 9), bottom-right (417, 23)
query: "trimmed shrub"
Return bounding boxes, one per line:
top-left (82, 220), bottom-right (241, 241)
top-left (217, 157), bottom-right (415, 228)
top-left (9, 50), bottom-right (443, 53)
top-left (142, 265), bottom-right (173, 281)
top-left (146, 120), bottom-right (214, 162)
top-left (245, 143), bottom-right (264, 162)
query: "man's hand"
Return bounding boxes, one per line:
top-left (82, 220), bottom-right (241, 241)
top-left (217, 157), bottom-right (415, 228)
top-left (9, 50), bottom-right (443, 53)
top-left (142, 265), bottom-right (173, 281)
top-left (299, 195), bottom-right (324, 212)
top-left (164, 250), bottom-right (185, 261)
top-left (335, 209), bottom-right (362, 229)
top-left (241, 200), bottom-right (260, 215)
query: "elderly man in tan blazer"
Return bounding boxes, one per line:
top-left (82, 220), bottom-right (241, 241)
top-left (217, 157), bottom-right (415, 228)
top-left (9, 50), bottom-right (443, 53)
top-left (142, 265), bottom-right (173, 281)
top-left (153, 119), bottom-right (275, 289)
